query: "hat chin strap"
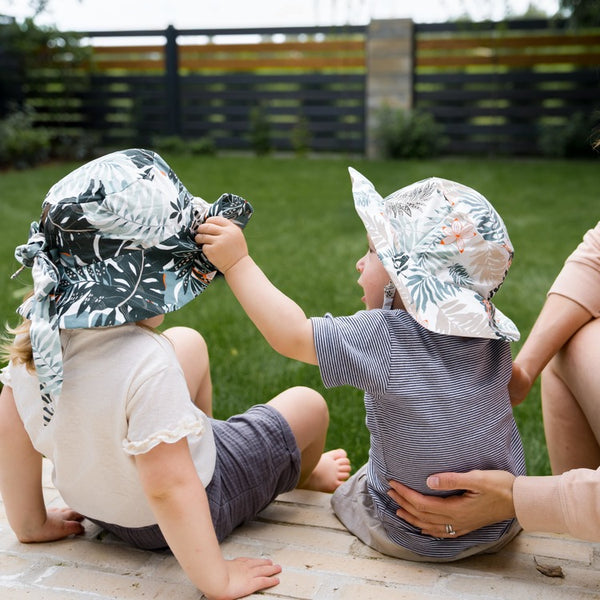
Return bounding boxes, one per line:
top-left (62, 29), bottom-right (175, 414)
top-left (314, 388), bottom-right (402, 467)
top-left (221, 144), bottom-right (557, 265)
top-left (382, 281), bottom-right (396, 310)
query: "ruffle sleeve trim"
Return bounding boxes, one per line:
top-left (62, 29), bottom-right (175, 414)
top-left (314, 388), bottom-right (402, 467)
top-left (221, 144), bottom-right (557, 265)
top-left (0, 364), bottom-right (11, 386)
top-left (122, 417), bottom-right (205, 455)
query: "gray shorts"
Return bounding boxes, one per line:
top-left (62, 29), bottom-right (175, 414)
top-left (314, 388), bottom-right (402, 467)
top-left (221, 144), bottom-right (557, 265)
top-left (332, 464), bottom-right (521, 562)
top-left (89, 404), bottom-right (301, 549)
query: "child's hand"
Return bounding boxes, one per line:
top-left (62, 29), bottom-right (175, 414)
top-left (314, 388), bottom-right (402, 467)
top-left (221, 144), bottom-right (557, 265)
top-left (205, 557), bottom-right (281, 600)
top-left (19, 507), bottom-right (85, 543)
top-left (196, 217), bottom-right (248, 274)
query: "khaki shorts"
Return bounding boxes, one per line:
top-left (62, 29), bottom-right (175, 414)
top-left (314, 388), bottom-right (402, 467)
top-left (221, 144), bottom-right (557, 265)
top-left (331, 464), bottom-right (521, 562)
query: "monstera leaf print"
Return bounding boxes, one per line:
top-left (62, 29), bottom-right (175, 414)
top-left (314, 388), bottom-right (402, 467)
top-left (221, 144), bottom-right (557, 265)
top-left (46, 151), bottom-right (143, 203)
top-left (80, 177), bottom-right (191, 248)
top-left (403, 270), bottom-right (457, 313)
top-left (448, 264), bottom-right (473, 290)
top-left (155, 234), bottom-right (215, 303)
top-left (433, 298), bottom-right (491, 338)
top-left (56, 252), bottom-right (166, 326)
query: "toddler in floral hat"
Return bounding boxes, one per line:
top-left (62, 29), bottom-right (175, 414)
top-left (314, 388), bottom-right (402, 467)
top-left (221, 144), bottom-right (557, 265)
top-left (197, 166), bottom-right (526, 561)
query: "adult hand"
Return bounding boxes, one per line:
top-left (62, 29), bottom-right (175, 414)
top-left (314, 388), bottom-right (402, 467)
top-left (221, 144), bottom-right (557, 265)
top-left (19, 507), bottom-right (85, 543)
top-left (204, 557), bottom-right (281, 600)
top-left (388, 470), bottom-right (516, 538)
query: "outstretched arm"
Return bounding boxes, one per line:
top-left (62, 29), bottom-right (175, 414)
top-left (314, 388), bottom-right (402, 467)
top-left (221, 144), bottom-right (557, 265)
top-left (136, 438), bottom-right (281, 600)
top-left (0, 384), bottom-right (84, 542)
top-left (387, 470), bottom-right (516, 538)
top-left (196, 217), bottom-right (317, 365)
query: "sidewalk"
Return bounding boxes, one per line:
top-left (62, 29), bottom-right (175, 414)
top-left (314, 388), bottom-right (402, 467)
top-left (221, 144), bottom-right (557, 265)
top-left (1, 459), bottom-right (599, 599)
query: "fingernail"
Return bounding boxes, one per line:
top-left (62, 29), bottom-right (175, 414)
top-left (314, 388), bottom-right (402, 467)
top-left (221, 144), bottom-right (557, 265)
top-left (427, 475), bottom-right (439, 488)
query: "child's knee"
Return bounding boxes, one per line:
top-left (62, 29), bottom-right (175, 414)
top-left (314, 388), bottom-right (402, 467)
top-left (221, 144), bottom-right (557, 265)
top-left (164, 326), bottom-right (208, 356)
top-left (297, 387), bottom-right (329, 425)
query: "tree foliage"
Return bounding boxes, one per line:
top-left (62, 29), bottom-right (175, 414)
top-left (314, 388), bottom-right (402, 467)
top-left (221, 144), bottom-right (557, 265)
top-left (559, 0), bottom-right (600, 26)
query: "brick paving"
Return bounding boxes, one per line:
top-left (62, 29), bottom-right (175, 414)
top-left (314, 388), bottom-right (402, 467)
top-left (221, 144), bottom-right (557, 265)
top-left (1, 459), bottom-right (599, 599)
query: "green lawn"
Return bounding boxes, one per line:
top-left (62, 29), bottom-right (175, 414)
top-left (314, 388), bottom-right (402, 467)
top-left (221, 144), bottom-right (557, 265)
top-left (1, 154), bottom-right (597, 476)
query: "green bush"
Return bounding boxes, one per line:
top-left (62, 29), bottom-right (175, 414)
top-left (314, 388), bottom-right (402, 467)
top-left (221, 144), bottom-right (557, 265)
top-left (152, 135), bottom-right (216, 156)
top-left (51, 131), bottom-right (100, 162)
top-left (291, 114), bottom-right (311, 156)
top-left (249, 104), bottom-right (272, 156)
top-left (538, 112), bottom-right (597, 158)
top-left (0, 106), bottom-right (51, 169)
top-left (373, 106), bottom-right (446, 159)
top-left (188, 137), bottom-right (216, 156)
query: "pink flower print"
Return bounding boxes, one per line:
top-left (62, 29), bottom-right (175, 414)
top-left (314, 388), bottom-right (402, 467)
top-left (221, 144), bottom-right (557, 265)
top-left (440, 218), bottom-right (476, 253)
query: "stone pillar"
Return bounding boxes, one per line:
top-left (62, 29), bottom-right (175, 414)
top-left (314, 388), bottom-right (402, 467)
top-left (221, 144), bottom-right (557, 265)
top-left (366, 19), bottom-right (414, 158)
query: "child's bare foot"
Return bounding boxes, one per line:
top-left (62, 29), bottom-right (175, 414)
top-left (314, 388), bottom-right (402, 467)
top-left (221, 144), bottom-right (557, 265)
top-left (300, 449), bottom-right (351, 493)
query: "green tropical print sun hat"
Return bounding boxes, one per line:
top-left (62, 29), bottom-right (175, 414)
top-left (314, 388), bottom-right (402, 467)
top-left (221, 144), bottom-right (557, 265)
top-left (12, 148), bottom-right (253, 424)
top-left (349, 167), bottom-right (519, 341)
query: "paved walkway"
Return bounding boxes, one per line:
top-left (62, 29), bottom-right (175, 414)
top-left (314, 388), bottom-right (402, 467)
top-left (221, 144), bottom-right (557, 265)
top-left (1, 460), bottom-right (599, 599)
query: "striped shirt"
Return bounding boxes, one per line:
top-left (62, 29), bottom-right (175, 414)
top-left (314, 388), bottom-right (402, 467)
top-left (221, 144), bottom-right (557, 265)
top-left (312, 309), bottom-right (526, 558)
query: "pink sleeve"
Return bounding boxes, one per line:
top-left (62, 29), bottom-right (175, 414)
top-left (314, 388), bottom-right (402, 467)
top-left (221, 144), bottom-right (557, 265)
top-left (513, 467), bottom-right (600, 541)
top-left (548, 222), bottom-right (600, 317)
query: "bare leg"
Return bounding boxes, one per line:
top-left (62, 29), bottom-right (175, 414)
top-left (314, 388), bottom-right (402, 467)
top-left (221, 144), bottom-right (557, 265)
top-left (163, 326), bottom-right (213, 417)
top-left (542, 318), bottom-right (600, 474)
top-left (267, 387), bottom-right (350, 493)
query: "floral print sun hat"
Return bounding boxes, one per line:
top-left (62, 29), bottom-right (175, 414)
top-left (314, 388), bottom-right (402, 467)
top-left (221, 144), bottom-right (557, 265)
top-left (12, 148), bottom-right (253, 424)
top-left (349, 167), bottom-right (519, 341)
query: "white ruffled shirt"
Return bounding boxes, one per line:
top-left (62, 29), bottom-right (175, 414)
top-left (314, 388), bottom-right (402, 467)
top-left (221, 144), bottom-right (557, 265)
top-left (0, 323), bottom-right (216, 528)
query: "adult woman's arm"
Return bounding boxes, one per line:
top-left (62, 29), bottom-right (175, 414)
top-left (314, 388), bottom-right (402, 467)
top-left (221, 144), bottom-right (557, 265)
top-left (387, 470), bottom-right (516, 538)
top-left (0, 384), bottom-right (84, 542)
top-left (509, 294), bottom-right (592, 406)
top-left (510, 222), bottom-right (600, 406)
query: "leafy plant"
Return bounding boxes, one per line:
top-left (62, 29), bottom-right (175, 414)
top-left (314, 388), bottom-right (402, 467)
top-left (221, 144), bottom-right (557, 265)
top-left (538, 111), bottom-right (598, 158)
top-left (0, 106), bottom-right (51, 168)
top-left (373, 106), bottom-right (446, 159)
top-left (152, 135), bottom-right (216, 156)
top-left (189, 137), bottom-right (216, 156)
top-left (249, 104), bottom-right (272, 156)
top-left (291, 114), bottom-right (311, 156)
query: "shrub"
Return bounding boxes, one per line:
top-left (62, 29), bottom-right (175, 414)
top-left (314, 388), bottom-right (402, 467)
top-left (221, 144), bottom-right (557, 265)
top-left (538, 112), bottom-right (598, 159)
top-left (152, 135), bottom-right (216, 156)
top-left (152, 135), bottom-right (189, 155)
top-left (249, 104), bottom-right (272, 155)
top-left (51, 131), bottom-right (100, 161)
top-left (291, 114), bottom-right (311, 156)
top-left (373, 106), bottom-right (446, 159)
top-left (188, 137), bottom-right (216, 156)
top-left (0, 106), bottom-right (51, 169)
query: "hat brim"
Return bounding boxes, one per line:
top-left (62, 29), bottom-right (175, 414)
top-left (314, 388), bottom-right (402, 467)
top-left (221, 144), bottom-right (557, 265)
top-left (349, 167), bottom-right (519, 341)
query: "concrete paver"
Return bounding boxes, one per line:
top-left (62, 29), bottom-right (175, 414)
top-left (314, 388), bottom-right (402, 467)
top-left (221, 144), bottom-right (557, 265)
top-left (1, 459), bottom-right (599, 599)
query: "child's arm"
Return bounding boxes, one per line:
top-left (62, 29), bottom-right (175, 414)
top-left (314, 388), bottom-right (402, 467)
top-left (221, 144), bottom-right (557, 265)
top-left (135, 438), bottom-right (281, 600)
top-left (196, 217), bottom-right (318, 365)
top-left (0, 384), bottom-right (84, 542)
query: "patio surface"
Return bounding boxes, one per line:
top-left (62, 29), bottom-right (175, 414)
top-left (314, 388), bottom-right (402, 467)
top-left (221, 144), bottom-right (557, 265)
top-left (1, 459), bottom-right (599, 599)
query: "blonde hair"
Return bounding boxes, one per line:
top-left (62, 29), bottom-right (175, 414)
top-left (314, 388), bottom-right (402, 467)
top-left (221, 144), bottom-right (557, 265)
top-left (1, 318), bottom-right (34, 372)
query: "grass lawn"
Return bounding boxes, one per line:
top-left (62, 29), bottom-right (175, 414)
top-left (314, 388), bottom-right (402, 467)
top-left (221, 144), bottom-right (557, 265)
top-left (0, 154), bottom-right (597, 477)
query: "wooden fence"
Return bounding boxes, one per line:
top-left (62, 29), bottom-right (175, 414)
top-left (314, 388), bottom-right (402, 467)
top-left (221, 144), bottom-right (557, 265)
top-left (21, 25), bottom-right (367, 154)
top-left (414, 19), bottom-right (600, 155)
top-left (1, 19), bottom-right (599, 156)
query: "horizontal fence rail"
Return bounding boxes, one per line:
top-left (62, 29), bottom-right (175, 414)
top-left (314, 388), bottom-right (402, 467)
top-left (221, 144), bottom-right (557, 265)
top-left (414, 19), bottom-right (600, 155)
top-left (35, 25), bottom-right (368, 154)
top-left (1, 19), bottom-right (599, 156)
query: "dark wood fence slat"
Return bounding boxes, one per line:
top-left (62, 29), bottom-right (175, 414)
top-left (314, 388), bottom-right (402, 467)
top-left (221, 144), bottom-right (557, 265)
top-left (3, 18), bottom-right (599, 156)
